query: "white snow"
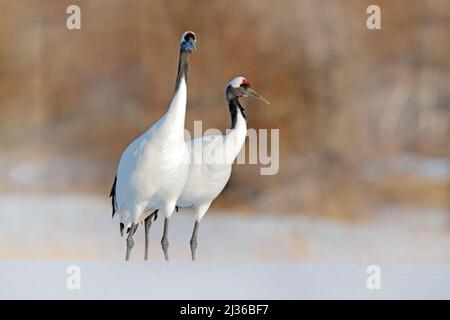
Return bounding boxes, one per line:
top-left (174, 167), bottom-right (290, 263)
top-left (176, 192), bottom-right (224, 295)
top-left (0, 194), bottom-right (449, 262)
top-left (0, 194), bottom-right (449, 299)
top-left (362, 153), bottom-right (449, 183)
top-left (1, 262), bottom-right (449, 299)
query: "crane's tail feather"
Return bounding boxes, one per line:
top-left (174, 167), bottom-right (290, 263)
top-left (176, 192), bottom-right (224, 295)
top-left (114, 206), bottom-right (158, 237)
top-left (109, 175), bottom-right (117, 218)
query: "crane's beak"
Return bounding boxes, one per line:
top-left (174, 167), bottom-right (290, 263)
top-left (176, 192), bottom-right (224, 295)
top-left (245, 88), bottom-right (270, 105)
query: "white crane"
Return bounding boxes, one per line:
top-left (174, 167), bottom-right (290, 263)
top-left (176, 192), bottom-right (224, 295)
top-left (161, 76), bottom-right (269, 260)
top-left (110, 31), bottom-right (197, 261)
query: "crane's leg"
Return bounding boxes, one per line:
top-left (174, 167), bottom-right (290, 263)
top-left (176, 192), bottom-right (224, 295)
top-left (161, 218), bottom-right (170, 261)
top-left (190, 221), bottom-right (200, 261)
top-left (144, 210), bottom-right (158, 261)
top-left (160, 203), bottom-right (176, 261)
top-left (190, 203), bottom-right (211, 261)
top-left (125, 223), bottom-right (138, 261)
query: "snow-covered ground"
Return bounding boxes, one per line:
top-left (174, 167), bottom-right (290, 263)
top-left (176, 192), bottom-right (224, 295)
top-left (362, 153), bottom-right (449, 183)
top-left (0, 194), bottom-right (449, 299)
top-left (0, 194), bottom-right (449, 262)
top-left (1, 262), bottom-right (449, 299)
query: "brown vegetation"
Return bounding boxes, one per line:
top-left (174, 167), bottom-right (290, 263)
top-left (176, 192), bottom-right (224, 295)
top-left (0, 0), bottom-right (448, 216)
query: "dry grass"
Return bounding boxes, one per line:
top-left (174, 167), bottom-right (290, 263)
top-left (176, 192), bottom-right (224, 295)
top-left (0, 0), bottom-right (448, 217)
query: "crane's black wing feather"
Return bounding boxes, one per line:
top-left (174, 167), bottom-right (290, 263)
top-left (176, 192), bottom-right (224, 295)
top-left (110, 175), bottom-right (117, 218)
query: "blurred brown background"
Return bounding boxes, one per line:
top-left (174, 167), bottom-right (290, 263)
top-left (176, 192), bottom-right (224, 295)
top-left (0, 0), bottom-right (448, 219)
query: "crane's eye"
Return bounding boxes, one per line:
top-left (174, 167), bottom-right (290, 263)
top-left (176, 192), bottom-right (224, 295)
top-left (240, 79), bottom-right (250, 88)
top-left (184, 33), bottom-right (196, 41)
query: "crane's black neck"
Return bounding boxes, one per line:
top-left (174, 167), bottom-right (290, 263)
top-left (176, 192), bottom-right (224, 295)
top-left (228, 97), bottom-right (246, 129)
top-left (174, 51), bottom-right (189, 94)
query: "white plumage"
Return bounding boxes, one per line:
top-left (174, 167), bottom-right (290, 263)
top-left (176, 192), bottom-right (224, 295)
top-left (116, 82), bottom-right (188, 226)
top-left (111, 31), bottom-right (197, 260)
top-left (176, 76), bottom-right (270, 260)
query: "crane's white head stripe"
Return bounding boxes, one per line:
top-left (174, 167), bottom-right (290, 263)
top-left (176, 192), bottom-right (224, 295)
top-left (228, 76), bottom-right (247, 89)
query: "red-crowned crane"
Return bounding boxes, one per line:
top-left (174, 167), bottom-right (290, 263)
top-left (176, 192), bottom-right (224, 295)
top-left (164, 76), bottom-right (269, 260)
top-left (110, 31), bottom-right (197, 261)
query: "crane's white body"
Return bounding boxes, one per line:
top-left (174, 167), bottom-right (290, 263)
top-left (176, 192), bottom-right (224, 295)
top-left (176, 107), bottom-right (247, 221)
top-left (115, 77), bottom-right (189, 228)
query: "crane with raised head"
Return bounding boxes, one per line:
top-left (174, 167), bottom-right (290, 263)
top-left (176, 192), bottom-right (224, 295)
top-left (110, 31), bottom-right (197, 261)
